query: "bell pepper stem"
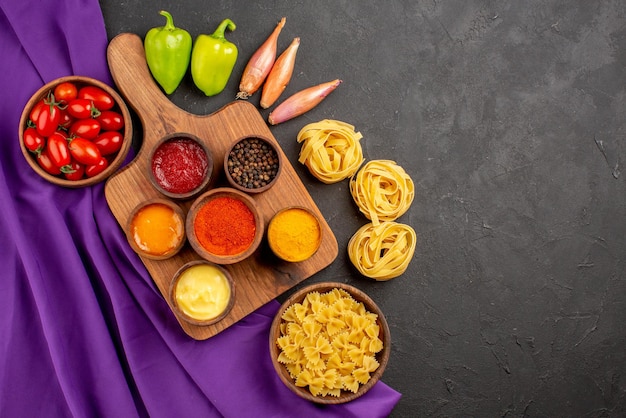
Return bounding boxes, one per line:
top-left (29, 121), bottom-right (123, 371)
top-left (159, 10), bottom-right (176, 31)
top-left (211, 18), bottom-right (236, 40)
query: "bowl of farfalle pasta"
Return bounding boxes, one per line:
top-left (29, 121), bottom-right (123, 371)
top-left (269, 282), bottom-right (391, 404)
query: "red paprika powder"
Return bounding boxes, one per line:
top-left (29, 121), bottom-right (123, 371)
top-left (194, 196), bottom-right (256, 255)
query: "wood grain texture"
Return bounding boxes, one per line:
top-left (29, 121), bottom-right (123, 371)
top-left (104, 33), bottom-right (338, 340)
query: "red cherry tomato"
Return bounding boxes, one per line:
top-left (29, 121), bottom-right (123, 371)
top-left (63, 160), bottom-right (85, 181)
top-left (67, 99), bottom-right (99, 119)
top-left (93, 131), bottom-right (124, 156)
top-left (85, 157), bottom-right (109, 178)
top-left (58, 109), bottom-right (74, 129)
top-left (23, 127), bottom-right (45, 154)
top-left (68, 137), bottom-right (102, 166)
top-left (96, 110), bottom-right (124, 131)
top-left (37, 149), bottom-right (62, 175)
top-left (54, 82), bottom-right (78, 103)
top-left (36, 102), bottom-right (61, 137)
top-left (29, 100), bottom-right (46, 124)
top-left (69, 119), bottom-right (101, 140)
top-left (53, 129), bottom-right (68, 139)
top-left (47, 132), bottom-right (71, 168)
top-left (78, 86), bottom-right (114, 111)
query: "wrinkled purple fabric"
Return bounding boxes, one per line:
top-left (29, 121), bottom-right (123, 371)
top-left (0, 0), bottom-right (401, 417)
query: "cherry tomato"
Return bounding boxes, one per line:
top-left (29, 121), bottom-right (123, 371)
top-left (78, 86), bottom-right (114, 111)
top-left (37, 149), bottom-right (62, 175)
top-left (29, 99), bottom-right (46, 124)
top-left (47, 132), bottom-right (71, 168)
top-left (68, 137), bottom-right (102, 165)
top-left (23, 127), bottom-right (45, 154)
top-left (58, 109), bottom-right (74, 129)
top-left (67, 99), bottom-right (98, 119)
top-left (63, 160), bottom-right (85, 181)
top-left (54, 82), bottom-right (78, 103)
top-left (93, 131), bottom-right (123, 156)
top-left (69, 119), bottom-right (101, 140)
top-left (96, 110), bottom-right (124, 131)
top-left (85, 157), bottom-right (109, 178)
top-left (35, 102), bottom-right (61, 137)
top-left (53, 129), bottom-right (68, 139)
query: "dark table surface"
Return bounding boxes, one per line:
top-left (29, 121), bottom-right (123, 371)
top-left (99, 1), bottom-right (626, 416)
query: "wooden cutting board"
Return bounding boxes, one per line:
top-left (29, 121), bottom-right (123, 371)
top-left (104, 33), bottom-right (338, 340)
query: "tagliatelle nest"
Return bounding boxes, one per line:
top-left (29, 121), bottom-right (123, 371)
top-left (349, 160), bottom-right (414, 226)
top-left (297, 119), bottom-right (364, 184)
top-left (348, 222), bottom-right (417, 281)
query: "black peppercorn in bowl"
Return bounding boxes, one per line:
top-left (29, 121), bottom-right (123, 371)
top-left (224, 135), bottom-right (282, 194)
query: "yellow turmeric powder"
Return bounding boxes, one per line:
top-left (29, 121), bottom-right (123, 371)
top-left (267, 207), bottom-right (321, 262)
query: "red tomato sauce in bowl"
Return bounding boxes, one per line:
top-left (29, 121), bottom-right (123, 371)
top-left (149, 134), bottom-right (212, 199)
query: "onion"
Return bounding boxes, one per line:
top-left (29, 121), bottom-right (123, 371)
top-left (236, 17), bottom-right (286, 100)
top-left (267, 79), bottom-right (342, 125)
top-left (260, 37), bottom-right (300, 109)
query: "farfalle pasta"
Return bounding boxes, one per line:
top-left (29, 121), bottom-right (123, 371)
top-left (275, 289), bottom-right (383, 397)
top-left (348, 221), bottom-right (417, 281)
top-left (297, 119), bottom-right (364, 184)
top-left (349, 159), bottom-right (414, 225)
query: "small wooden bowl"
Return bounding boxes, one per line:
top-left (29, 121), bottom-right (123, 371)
top-left (267, 206), bottom-right (322, 262)
top-left (125, 198), bottom-right (186, 260)
top-left (186, 187), bottom-right (264, 264)
top-left (169, 260), bottom-right (235, 326)
top-left (148, 133), bottom-right (214, 200)
top-left (18, 75), bottom-right (132, 187)
top-left (269, 282), bottom-right (391, 404)
top-left (224, 135), bottom-right (282, 194)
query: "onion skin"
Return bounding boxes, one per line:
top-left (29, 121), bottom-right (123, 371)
top-left (260, 37), bottom-right (300, 109)
top-left (268, 79), bottom-right (342, 125)
top-left (237, 17), bottom-right (286, 100)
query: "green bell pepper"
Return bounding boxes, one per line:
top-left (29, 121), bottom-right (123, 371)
top-left (144, 10), bottom-right (192, 95)
top-left (191, 19), bottom-right (238, 97)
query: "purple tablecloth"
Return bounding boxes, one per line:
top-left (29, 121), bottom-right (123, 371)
top-left (0, 0), bottom-right (400, 416)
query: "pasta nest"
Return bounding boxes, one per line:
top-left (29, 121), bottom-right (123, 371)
top-left (350, 159), bottom-right (414, 226)
top-left (297, 119), bottom-right (364, 184)
top-left (348, 222), bottom-right (417, 281)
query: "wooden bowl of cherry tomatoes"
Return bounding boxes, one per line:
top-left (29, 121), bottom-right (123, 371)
top-left (19, 75), bottom-right (133, 187)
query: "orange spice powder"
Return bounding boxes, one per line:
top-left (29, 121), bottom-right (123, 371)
top-left (194, 196), bottom-right (256, 256)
